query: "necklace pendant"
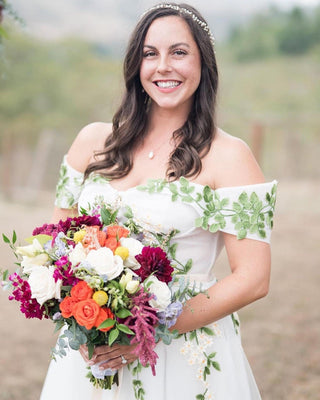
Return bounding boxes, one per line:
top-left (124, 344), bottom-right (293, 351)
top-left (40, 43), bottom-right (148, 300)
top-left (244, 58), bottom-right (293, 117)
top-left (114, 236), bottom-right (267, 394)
top-left (148, 151), bottom-right (154, 159)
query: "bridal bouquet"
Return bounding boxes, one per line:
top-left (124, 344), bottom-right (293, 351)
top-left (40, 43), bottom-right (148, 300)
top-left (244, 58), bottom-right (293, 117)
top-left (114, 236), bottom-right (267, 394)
top-left (1, 203), bottom-right (196, 390)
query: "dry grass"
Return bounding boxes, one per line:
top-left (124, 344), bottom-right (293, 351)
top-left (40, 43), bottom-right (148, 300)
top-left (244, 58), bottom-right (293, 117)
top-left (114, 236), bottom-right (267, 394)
top-left (0, 180), bottom-right (319, 399)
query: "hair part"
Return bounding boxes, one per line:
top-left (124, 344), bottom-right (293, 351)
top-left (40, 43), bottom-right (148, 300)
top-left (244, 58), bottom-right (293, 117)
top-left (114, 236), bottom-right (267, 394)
top-left (85, 2), bottom-right (219, 181)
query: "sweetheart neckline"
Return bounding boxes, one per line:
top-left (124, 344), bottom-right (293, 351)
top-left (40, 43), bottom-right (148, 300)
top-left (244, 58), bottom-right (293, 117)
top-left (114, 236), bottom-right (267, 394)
top-left (88, 175), bottom-right (277, 195)
top-left (64, 155), bottom-right (277, 194)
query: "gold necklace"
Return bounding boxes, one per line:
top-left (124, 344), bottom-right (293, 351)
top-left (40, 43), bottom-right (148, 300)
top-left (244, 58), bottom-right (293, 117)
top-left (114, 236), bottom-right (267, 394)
top-left (147, 136), bottom-right (173, 160)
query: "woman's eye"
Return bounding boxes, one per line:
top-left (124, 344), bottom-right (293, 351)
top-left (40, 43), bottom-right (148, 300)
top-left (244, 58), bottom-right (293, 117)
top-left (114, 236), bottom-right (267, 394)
top-left (143, 51), bottom-right (156, 58)
top-left (173, 49), bottom-right (187, 56)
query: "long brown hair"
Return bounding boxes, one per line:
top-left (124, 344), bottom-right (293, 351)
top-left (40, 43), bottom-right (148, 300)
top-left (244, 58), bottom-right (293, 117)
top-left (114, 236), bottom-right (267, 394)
top-left (85, 2), bottom-right (219, 181)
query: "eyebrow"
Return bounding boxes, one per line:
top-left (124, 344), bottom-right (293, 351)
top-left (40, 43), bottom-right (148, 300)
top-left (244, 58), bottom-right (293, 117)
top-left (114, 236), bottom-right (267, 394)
top-left (143, 42), bottom-right (190, 50)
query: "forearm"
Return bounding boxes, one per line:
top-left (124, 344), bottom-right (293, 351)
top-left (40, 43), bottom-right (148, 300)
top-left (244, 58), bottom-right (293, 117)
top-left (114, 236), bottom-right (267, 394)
top-left (172, 269), bottom-right (269, 334)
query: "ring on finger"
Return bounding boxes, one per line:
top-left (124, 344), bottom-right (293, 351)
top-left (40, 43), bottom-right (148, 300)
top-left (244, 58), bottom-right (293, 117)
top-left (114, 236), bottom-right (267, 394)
top-left (120, 354), bottom-right (127, 365)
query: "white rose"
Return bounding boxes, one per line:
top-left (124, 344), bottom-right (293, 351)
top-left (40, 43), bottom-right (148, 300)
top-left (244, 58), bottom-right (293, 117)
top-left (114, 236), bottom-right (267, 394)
top-left (28, 265), bottom-right (61, 306)
top-left (120, 238), bottom-right (143, 269)
top-left (21, 253), bottom-right (49, 274)
top-left (145, 276), bottom-right (171, 311)
top-left (69, 242), bottom-right (87, 267)
top-left (86, 247), bottom-right (124, 280)
top-left (16, 238), bottom-right (44, 257)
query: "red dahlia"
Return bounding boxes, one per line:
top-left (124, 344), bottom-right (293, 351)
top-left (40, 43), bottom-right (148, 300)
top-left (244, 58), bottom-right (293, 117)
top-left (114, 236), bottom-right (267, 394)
top-left (135, 246), bottom-right (174, 284)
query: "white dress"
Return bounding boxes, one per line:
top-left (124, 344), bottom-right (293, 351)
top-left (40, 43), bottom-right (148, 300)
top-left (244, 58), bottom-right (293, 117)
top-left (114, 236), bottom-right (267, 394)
top-left (40, 157), bottom-right (277, 400)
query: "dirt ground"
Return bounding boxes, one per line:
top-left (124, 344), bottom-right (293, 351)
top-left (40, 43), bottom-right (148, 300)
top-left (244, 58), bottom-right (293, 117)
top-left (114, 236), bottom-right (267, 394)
top-left (0, 180), bottom-right (319, 400)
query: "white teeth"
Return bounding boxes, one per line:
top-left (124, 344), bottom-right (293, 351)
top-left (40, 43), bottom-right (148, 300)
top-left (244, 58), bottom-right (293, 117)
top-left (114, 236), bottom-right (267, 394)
top-left (156, 81), bottom-right (180, 88)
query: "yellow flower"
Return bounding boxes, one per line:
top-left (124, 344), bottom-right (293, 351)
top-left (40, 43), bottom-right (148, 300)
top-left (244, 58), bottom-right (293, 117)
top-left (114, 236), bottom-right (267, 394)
top-left (114, 246), bottom-right (129, 260)
top-left (74, 229), bottom-right (86, 244)
top-left (93, 290), bottom-right (108, 306)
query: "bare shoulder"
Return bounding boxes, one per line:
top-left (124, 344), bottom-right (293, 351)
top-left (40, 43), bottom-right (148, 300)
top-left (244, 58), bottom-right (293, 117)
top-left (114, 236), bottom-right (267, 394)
top-left (67, 122), bottom-right (112, 172)
top-left (208, 128), bottom-right (265, 189)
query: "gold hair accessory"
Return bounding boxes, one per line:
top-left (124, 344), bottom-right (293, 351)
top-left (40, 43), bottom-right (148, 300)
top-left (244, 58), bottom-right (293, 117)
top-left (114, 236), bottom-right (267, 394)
top-left (141, 3), bottom-right (215, 47)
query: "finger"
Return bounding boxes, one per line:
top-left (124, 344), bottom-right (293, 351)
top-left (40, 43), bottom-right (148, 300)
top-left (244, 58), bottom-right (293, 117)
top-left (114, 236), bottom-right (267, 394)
top-left (99, 353), bottom-right (138, 371)
top-left (99, 355), bottom-right (129, 371)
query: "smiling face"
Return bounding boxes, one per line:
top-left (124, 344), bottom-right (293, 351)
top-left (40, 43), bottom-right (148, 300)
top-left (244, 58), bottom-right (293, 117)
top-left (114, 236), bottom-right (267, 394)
top-left (139, 16), bottom-right (202, 115)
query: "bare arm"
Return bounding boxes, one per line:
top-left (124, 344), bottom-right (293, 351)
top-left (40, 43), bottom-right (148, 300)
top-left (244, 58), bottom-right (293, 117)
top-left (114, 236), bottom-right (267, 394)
top-left (173, 133), bottom-right (271, 333)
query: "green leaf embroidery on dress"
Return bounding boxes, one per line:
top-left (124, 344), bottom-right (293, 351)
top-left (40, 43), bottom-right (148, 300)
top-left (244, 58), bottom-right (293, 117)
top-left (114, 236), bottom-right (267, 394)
top-left (55, 162), bottom-right (82, 208)
top-left (138, 178), bottom-right (277, 240)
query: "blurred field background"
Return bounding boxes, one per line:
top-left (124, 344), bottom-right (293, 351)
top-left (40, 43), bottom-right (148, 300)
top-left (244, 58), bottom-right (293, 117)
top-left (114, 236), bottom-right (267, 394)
top-left (0, 1), bottom-right (319, 399)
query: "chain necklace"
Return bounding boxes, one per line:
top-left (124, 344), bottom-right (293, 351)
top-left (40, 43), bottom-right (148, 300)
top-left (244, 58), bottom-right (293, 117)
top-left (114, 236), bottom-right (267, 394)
top-left (147, 136), bottom-right (173, 160)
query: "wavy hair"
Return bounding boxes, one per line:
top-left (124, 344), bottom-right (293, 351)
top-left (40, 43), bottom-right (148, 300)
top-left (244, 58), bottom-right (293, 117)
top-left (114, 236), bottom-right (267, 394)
top-left (85, 2), bottom-right (218, 181)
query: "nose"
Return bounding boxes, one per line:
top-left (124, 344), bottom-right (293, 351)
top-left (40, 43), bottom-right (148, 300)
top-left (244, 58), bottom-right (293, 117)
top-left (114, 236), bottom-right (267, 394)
top-left (156, 55), bottom-right (172, 74)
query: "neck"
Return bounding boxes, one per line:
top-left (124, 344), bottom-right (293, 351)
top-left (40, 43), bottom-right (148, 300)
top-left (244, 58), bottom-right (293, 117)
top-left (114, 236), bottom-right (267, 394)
top-left (147, 102), bottom-right (190, 136)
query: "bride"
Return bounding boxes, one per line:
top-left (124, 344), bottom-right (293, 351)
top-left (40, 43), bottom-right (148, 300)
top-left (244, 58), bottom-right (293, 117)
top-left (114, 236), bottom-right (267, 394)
top-left (41, 3), bottom-right (277, 399)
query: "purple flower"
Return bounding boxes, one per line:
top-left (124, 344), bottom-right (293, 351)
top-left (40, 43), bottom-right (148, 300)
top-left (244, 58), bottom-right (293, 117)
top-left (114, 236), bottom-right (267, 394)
top-left (157, 301), bottom-right (183, 328)
top-left (52, 312), bottom-right (62, 321)
top-left (54, 232), bottom-right (68, 257)
top-left (135, 246), bottom-right (174, 284)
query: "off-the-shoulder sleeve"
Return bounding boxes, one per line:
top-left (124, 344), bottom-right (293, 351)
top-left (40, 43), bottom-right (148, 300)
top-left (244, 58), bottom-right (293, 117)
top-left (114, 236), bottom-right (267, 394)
top-left (205, 181), bottom-right (278, 243)
top-left (54, 155), bottom-right (84, 209)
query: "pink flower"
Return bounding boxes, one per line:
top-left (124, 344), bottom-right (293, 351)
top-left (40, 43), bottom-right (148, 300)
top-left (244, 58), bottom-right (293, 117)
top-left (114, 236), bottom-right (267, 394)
top-left (32, 215), bottom-right (102, 243)
top-left (53, 257), bottom-right (79, 286)
top-left (135, 246), bottom-right (173, 283)
top-left (8, 273), bottom-right (47, 319)
top-left (124, 288), bottom-right (159, 375)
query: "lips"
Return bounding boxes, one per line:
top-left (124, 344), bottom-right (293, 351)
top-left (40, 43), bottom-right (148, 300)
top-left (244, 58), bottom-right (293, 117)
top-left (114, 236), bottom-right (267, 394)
top-left (154, 80), bottom-right (182, 88)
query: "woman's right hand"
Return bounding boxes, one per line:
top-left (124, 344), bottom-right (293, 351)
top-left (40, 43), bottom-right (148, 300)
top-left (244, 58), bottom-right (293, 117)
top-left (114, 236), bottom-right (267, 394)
top-left (79, 343), bottom-right (138, 371)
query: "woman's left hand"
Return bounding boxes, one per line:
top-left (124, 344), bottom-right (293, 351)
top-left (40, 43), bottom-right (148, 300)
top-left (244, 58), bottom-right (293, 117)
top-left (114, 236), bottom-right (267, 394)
top-left (79, 343), bottom-right (138, 371)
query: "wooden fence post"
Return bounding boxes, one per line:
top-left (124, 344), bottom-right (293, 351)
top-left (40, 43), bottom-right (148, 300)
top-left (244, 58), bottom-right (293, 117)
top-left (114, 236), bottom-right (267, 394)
top-left (0, 132), bottom-right (14, 199)
top-left (24, 129), bottom-right (55, 201)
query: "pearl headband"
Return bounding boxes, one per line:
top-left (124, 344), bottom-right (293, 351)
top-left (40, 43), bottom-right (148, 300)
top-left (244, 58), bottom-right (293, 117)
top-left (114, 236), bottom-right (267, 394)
top-left (141, 3), bottom-right (215, 47)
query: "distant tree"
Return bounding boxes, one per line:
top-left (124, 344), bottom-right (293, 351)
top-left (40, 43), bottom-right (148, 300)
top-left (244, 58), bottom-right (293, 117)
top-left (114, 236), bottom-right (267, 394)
top-left (228, 8), bottom-right (283, 61)
top-left (0, 1), bottom-right (22, 42)
top-left (277, 7), bottom-right (313, 54)
top-left (227, 5), bottom-right (320, 61)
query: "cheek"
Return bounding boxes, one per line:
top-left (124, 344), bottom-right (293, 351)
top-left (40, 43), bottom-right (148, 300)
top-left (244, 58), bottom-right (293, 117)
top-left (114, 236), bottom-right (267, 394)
top-left (184, 62), bottom-right (201, 88)
top-left (140, 61), bottom-right (153, 83)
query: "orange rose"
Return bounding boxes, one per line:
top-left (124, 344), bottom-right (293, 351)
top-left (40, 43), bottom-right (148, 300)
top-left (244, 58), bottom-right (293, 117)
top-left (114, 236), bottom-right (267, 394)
top-left (70, 281), bottom-right (93, 301)
top-left (73, 299), bottom-right (100, 330)
top-left (104, 237), bottom-right (119, 253)
top-left (82, 226), bottom-right (106, 250)
top-left (95, 307), bottom-right (115, 332)
top-left (107, 225), bottom-right (129, 240)
top-left (59, 296), bottom-right (77, 318)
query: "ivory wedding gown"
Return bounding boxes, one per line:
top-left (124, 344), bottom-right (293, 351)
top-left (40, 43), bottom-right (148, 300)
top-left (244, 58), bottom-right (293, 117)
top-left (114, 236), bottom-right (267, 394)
top-left (40, 156), bottom-right (277, 400)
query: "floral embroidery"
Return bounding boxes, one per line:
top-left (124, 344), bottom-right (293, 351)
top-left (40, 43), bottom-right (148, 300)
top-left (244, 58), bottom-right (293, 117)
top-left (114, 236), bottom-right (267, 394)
top-left (55, 161), bottom-right (83, 208)
top-left (138, 177), bottom-right (277, 240)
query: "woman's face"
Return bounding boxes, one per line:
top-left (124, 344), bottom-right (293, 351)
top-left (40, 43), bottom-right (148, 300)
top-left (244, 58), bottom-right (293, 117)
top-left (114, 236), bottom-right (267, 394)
top-left (140, 16), bottom-right (201, 114)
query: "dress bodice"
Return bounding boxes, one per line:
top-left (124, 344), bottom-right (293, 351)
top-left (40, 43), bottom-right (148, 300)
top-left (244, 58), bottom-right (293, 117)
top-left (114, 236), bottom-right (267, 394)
top-left (55, 156), bottom-right (277, 282)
